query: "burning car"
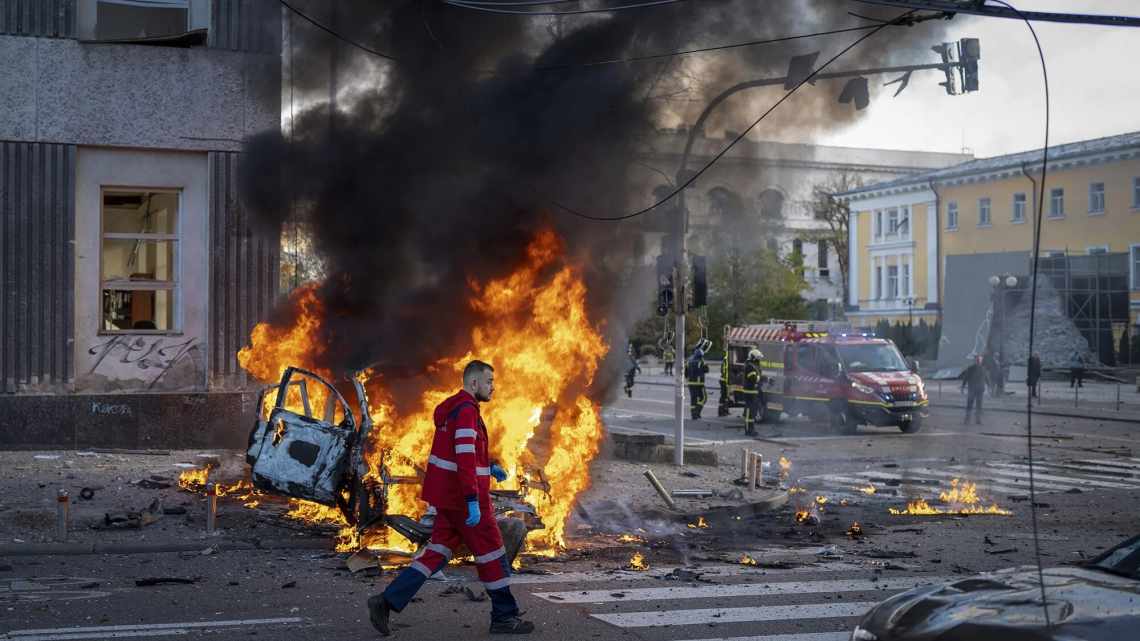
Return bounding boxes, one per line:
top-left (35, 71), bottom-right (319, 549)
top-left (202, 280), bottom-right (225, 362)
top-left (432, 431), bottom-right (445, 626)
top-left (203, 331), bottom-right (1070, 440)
top-left (245, 366), bottom-right (543, 558)
top-left (851, 533), bottom-right (1140, 640)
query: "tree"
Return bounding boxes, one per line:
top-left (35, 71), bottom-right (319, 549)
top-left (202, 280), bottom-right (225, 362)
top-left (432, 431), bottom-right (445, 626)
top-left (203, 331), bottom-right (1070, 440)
top-left (705, 246), bottom-right (809, 350)
top-left (802, 171), bottom-right (864, 303)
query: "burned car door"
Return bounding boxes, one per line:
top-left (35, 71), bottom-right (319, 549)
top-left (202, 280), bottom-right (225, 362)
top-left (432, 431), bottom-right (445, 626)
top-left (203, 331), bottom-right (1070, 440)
top-left (245, 367), bottom-right (357, 508)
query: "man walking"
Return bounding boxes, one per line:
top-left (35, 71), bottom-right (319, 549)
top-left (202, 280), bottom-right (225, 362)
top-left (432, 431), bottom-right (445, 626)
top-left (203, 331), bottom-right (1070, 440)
top-left (960, 355), bottom-right (988, 425)
top-left (367, 360), bottom-right (533, 636)
top-left (1027, 352), bottom-right (1042, 400)
top-left (685, 348), bottom-right (709, 420)
top-left (742, 349), bottom-right (764, 436)
top-left (624, 352), bottom-right (640, 398)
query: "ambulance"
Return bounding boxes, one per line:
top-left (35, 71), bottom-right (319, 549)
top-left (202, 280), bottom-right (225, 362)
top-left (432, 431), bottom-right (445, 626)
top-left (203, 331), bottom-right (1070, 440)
top-left (723, 320), bottom-right (928, 434)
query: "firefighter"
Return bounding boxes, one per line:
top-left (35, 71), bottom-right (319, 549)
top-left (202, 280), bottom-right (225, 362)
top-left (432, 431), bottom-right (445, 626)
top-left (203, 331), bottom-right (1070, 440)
top-left (624, 352), bottom-right (641, 398)
top-left (717, 354), bottom-right (731, 417)
top-left (368, 360), bottom-right (534, 636)
top-left (742, 348), bottom-right (764, 436)
top-left (686, 348), bottom-right (709, 420)
top-left (663, 346), bottom-right (675, 376)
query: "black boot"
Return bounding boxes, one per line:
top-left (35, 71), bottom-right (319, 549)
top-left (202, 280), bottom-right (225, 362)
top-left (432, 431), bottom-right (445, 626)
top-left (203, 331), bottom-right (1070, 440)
top-left (367, 595), bottom-right (391, 636)
top-left (490, 616), bottom-right (535, 634)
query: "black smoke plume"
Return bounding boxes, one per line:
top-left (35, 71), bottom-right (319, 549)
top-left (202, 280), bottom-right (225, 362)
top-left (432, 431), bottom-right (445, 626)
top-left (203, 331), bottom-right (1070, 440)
top-left (240, 0), bottom-right (948, 407)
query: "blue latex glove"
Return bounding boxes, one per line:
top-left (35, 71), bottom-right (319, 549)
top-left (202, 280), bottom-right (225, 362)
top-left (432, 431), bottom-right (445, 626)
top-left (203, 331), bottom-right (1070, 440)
top-left (490, 463), bottom-right (509, 482)
top-left (465, 500), bottom-right (481, 527)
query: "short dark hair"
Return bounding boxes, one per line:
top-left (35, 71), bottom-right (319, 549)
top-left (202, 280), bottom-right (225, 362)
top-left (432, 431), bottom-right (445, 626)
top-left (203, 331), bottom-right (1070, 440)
top-left (463, 360), bottom-right (494, 383)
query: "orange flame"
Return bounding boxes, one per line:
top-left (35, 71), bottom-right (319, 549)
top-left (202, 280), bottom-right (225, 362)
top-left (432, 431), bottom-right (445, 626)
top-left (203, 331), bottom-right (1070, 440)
top-left (617, 534), bottom-right (646, 544)
top-left (627, 552), bottom-right (649, 571)
top-left (858, 484), bottom-right (876, 495)
top-left (739, 553), bottom-right (759, 566)
top-left (687, 516), bottom-right (709, 529)
top-left (847, 521), bottom-right (863, 537)
top-left (237, 230), bottom-right (608, 552)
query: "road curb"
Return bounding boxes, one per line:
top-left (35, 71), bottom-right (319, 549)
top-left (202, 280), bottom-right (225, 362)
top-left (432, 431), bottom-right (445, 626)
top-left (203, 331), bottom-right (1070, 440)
top-left (928, 401), bottom-right (1140, 424)
top-left (0, 537), bottom-right (334, 557)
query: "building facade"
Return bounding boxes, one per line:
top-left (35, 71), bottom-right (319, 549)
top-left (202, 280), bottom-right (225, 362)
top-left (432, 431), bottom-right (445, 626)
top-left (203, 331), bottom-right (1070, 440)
top-left (0, 0), bottom-right (280, 448)
top-left (843, 131), bottom-right (1140, 365)
top-left (639, 131), bottom-right (970, 315)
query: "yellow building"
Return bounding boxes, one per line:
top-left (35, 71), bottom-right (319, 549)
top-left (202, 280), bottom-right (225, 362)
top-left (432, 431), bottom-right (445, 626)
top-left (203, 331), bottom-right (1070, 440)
top-left (843, 131), bottom-right (1140, 330)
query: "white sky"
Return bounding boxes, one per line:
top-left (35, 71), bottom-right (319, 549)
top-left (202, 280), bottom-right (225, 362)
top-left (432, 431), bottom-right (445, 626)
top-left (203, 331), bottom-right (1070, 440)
top-left (809, 1), bottom-right (1140, 157)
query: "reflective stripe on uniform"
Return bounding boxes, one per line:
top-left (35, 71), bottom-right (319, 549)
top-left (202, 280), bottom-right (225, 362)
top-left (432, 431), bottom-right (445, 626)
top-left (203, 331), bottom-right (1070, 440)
top-left (483, 577), bottom-right (511, 590)
top-left (474, 547), bottom-right (506, 564)
top-left (411, 560), bottom-right (433, 577)
top-left (455, 444), bottom-right (476, 454)
top-left (476, 466), bottom-right (491, 476)
top-left (429, 455), bottom-right (458, 471)
top-left (455, 429), bottom-right (478, 440)
top-left (424, 543), bottom-right (453, 560)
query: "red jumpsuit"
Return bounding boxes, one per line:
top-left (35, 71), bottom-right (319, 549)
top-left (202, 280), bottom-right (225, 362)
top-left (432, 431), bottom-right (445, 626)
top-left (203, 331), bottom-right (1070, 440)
top-left (380, 390), bottom-right (518, 620)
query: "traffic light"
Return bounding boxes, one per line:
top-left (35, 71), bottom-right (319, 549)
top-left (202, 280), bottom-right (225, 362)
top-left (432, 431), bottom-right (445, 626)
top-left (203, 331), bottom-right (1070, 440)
top-left (959, 38), bottom-right (980, 92)
top-left (838, 77), bottom-right (870, 111)
top-left (931, 42), bottom-right (957, 95)
top-left (691, 255), bottom-right (707, 308)
top-left (656, 254), bottom-right (674, 317)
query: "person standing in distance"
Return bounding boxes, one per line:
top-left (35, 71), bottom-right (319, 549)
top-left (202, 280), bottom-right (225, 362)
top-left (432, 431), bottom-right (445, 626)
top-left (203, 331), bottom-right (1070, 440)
top-left (367, 361), bottom-right (534, 636)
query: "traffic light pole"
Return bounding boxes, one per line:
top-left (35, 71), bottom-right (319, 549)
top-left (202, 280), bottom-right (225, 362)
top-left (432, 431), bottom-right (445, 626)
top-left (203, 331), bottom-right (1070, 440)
top-left (673, 262), bottom-right (686, 466)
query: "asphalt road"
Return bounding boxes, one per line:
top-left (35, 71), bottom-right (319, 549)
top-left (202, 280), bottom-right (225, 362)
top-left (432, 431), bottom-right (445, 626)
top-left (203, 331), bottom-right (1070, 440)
top-left (3, 378), bottom-right (1138, 641)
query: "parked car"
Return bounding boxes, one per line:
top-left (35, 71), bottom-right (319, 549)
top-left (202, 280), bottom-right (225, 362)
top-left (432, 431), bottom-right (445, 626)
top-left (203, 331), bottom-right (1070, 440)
top-left (851, 533), bottom-right (1140, 640)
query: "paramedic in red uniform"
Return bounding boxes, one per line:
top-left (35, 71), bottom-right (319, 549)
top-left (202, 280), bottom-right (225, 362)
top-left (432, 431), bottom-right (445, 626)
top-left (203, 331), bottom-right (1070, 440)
top-left (367, 360), bottom-right (534, 636)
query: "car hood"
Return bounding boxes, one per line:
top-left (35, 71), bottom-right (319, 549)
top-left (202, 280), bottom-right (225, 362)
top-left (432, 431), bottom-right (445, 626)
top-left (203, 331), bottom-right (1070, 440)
top-left (859, 566), bottom-right (1140, 641)
top-left (848, 371), bottom-right (920, 388)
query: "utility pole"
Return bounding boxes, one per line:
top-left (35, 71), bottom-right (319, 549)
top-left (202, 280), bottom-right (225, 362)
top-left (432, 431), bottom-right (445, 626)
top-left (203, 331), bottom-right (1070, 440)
top-left (666, 40), bottom-right (980, 465)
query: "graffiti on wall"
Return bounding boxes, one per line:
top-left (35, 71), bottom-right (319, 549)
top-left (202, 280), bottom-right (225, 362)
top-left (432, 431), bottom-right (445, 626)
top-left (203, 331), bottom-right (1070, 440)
top-left (87, 336), bottom-right (198, 389)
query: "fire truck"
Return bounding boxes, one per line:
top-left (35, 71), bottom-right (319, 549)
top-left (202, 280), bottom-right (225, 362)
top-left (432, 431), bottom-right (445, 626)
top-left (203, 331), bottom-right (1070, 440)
top-left (723, 321), bottom-right (928, 434)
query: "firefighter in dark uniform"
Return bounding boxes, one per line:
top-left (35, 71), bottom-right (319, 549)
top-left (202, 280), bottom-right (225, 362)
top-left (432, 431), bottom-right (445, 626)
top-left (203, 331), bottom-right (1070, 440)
top-left (717, 354), bottom-right (731, 417)
top-left (623, 353), bottom-right (640, 398)
top-left (663, 346), bottom-right (675, 376)
top-left (686, 348), bottom-right (709, 420)
top-left (742, 348), bottom-right (764, 436)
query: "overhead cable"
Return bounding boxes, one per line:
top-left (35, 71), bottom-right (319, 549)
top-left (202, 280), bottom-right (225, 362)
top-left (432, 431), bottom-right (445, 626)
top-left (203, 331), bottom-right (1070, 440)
top-left (443, 0), bottom-right (691, 16)
top-left (852, 0), bottom-right (1140, 27)
top-left (989, 0), bottom-right (1053, 628)
top-left (552, 10), bottom-right (919, 221)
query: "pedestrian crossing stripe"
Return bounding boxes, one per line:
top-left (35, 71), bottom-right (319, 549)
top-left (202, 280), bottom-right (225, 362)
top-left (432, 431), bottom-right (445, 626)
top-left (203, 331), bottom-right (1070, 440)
top-left (533, 576), bottom-right (948, 604)
top-left (800, 457), bottom-right (1140, 498)
top-left (592, 601), bottom-right (879, 627)
top-left (672, 634), bottom-right (849, 641)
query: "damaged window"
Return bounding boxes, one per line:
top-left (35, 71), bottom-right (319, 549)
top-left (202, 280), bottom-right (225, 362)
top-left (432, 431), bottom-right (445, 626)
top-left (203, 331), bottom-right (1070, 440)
top-left (79, 0), bottom-right (208, 43)
top-left (100, 189), bottom-right (180, 332)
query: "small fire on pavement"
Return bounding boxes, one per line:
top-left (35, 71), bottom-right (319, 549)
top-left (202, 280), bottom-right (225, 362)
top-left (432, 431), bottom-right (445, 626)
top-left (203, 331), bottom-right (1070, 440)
top-left (778, 456), bottom-right (792, 479)
top-left (888, 479), bottom-right (1012, 516)
top-left (617, 534), bottom-right (646, 544)
top-left (858, 484), bottom-right (876, 495)
top-left (627, 552), bottom-right (649, 571)
top-left (846, 521), bottom-right (864, 537)
top-left (787, 486), bottom-right (806, 495)
top-left (739, 553), bottom-right (759, 566)
top-left (814, 495), bottom-right (829, 509)
top-left (687, 516), bottom-right (709, 529)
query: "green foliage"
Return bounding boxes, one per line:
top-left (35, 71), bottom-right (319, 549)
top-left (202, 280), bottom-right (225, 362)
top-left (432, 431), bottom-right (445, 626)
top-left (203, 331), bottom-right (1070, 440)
top-left (871, 319), bottom-right (942, 360)
top-left (704, 246), bottom-right (809, 353)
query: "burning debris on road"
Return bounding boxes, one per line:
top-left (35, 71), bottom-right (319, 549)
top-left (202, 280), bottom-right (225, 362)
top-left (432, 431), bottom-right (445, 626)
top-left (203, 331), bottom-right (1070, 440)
top-left (626, 552), bottom-right (650, 571)
top-left (889, 479), bottom-right (1012, 516)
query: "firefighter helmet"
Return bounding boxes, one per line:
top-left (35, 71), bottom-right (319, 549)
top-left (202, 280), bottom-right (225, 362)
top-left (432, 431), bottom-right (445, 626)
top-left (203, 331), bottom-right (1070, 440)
top-left (748, 348), bottom-right (763, 362)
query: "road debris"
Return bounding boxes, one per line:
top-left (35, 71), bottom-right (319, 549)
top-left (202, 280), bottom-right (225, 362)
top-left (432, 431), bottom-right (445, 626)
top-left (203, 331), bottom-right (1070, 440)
top-left (101, 498), bottom-right (163, 529)
top-left (79, 487), bottom-right (96, 501)
top-left (643, 470), bottom-right (677, 510)
top-left (135, 577), bottom-right (197, 587)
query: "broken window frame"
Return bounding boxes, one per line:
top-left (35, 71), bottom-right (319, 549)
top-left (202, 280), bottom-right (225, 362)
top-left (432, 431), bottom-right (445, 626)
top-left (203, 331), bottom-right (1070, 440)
top-left (99, 187), bottom-right (181, 334)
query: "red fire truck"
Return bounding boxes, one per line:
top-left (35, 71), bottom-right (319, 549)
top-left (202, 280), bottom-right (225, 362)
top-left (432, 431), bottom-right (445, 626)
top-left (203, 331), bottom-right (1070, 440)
top-left (723, 321), bottom-right (928, 434)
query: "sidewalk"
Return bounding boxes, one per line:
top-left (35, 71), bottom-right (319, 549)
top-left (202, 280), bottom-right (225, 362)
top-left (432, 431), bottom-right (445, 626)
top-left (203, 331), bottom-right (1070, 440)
top-left (0, 449), bottom-right (335, 556)
top-left (631, 369), bottom-right (1140, 423)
